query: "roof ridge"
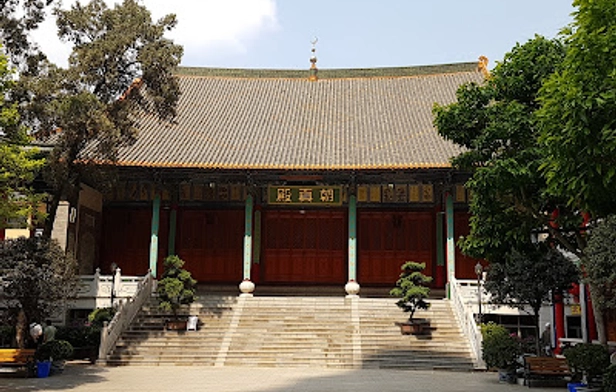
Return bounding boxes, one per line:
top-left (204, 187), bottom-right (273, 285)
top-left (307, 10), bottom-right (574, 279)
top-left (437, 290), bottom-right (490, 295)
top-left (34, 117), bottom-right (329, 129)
top-left (174, 62), bottom-right (479, 79)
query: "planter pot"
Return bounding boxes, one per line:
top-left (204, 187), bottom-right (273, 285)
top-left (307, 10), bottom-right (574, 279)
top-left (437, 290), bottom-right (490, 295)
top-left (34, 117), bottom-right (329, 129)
top-left (395, 319), bottom-right (430, 335)
top-left (498, 369), bottom-right (517, 384)
top-left (50, 359), bottom-right (66, 375)
top-left (567, 383), bottom-right (588, 392)
top-left (165, 320), bottom-right (187, 330)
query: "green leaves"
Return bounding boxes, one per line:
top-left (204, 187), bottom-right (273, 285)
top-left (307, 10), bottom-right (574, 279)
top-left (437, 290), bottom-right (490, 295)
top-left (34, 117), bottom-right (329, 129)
top-left (538, 0), bottom-right (616, 217)
top-left (585, 215), bottom-right (616, 311)
top-left (390, 261), bottom-right (432, 321)
top-left (434, 36), bottom-right (570, 262)
top-left (157, 255), bottom-right (196, 317)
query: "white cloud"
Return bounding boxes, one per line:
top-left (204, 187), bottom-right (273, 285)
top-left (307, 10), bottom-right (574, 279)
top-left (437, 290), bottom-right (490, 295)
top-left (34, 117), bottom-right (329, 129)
top-left (30, 0), bottom-right (279, 67)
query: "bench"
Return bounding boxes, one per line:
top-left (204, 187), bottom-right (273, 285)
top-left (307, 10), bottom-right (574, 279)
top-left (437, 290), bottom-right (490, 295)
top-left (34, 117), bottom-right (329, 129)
top-left (0, 349), bottom-right (36, 376)
top-left (524, 356), bottom-right (571, 388)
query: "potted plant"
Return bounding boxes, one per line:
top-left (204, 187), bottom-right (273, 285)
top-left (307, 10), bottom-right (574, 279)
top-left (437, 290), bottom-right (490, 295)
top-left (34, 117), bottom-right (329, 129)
top-left (564, 343), bottom-right (610, 388)
top-left (35, 339), bottom-right (74, 375)
top-left (480, 322), bottom-right (522, 383)
top-left (390, 261), bottom-right (432, 335)
top-left (157, 255), bottom-right (196, 330)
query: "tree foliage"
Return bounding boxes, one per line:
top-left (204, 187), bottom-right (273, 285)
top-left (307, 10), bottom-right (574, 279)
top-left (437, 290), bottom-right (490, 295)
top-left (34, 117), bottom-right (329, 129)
top-left (390, 261), bottom-right (432, 321)
top-left (0, 237), bottom-right (79, 347)
top-left (585, 215), bottom-right (616, 312)
top-left (538, 0), bottom-right (616, 219)
top-left (434, 35), bottom-right (569, 261)
top-left (157, 255), bottom-right (196, 319)
top-left (0, 0), bottom-right (55, 74)
top-left (3, 0), bottom-right (183, 236)
top-left (484, 244), bottom-right (579, 354)
top-left (0, 47), bottom-right (45, 228)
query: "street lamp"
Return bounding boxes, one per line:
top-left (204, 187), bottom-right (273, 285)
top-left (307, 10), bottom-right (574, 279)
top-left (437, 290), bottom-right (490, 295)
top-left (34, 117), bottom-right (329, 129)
top-left (110, 262), bottom-right (118, 307)
top-left (475, 261), bottom-right (483, 324)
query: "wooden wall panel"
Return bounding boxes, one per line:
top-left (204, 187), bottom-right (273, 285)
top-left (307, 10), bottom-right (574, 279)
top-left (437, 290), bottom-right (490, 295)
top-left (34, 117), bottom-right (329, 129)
top-left (262, 209), bottom-right (346, 283)
top-left (176, 208), bottom-right (243, 283)
top-left (100, 207), bottom-right (169, 277)
top-left (454, 211), bottom-right (484, 279)
top-left (358, 210), bottom-right (434, 285)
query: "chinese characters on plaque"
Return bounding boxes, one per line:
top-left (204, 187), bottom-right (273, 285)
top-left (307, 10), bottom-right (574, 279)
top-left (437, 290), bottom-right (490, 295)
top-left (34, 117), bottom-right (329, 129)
top-left (269, 186), bottom-right (341, 205)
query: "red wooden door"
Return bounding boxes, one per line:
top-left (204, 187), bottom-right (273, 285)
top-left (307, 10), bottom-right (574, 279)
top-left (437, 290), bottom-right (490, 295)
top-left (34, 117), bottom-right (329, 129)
top-left (176, 208), bottom-right (243, 283)
top-left (454, 211), bottom-right (484, 279)
top-left (262, 209), bottom-right (346, 283)
top-left (358, 210), bottom-right (434, 285)
top-left (100, 207), bottom-right (168, 277)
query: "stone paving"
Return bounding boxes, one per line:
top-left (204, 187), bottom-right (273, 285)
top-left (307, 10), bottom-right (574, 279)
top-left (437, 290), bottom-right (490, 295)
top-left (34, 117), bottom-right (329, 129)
top-left (0, 362), bottom-right (568, 392)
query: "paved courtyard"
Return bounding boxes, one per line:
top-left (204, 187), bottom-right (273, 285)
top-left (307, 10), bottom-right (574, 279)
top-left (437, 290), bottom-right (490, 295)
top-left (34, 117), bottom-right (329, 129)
top-left (0, 362), bottom-right (568, 392)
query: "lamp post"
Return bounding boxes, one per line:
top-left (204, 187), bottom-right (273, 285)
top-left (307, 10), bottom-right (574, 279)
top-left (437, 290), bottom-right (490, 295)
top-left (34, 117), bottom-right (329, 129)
top-left (475, 261), bottom-right (483, 324)
top-left (110, 262), bottom-right (118, 308)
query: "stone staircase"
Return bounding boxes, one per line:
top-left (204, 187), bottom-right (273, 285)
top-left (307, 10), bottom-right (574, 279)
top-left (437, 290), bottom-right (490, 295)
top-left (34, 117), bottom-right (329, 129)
top-left (105, 294), bottom-right (476, 370)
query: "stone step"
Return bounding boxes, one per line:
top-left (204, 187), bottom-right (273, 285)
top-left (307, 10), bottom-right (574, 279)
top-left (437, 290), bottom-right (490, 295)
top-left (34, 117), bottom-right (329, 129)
top-left (106, 295), bottom-right (476, 370)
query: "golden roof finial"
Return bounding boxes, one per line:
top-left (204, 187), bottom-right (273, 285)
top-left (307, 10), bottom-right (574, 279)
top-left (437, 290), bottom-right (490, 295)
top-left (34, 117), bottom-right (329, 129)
top-left (309, 37), bottom-right (318, 82)
top-left (478, 56), bottom-right (490, 79)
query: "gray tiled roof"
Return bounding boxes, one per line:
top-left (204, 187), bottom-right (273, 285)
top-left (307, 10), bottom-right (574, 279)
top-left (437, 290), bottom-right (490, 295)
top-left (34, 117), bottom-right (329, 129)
top-left (114, 63), bottom-right (483, 170)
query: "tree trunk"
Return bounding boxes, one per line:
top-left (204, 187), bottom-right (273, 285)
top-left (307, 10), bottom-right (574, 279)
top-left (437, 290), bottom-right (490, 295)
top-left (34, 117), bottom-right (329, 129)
top-left (43, 189), bottom-right (62, 238)
top-left (16, 309), bottom-right (27, 349)
top-left (589, 284), bottom-right (607, 344)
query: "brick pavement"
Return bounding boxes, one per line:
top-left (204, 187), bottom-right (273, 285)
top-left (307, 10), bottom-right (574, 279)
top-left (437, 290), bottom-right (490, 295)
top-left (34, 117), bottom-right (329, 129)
top-left (0, 362), bottom-right (568, 392)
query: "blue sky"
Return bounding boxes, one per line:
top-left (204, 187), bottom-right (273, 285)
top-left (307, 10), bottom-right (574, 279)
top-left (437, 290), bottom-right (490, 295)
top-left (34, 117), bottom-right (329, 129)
top-left (36, 0), bottom-right (575, 70)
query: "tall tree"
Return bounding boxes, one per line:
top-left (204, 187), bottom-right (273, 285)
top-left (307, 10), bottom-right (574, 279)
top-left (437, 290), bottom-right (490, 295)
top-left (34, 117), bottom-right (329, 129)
top-left (0, 47), bottom-right (45, 229)
top-left (433, 36), bottom-right (570, 262)
top-left (9, 0), bottom-right (183, 236)
top-left (0, 237), bottom-right (78, 348)
top-left (0, 0), bottom-right (55, 75)
top-left (484, 244), bottom-right (579, 355)
top-left (538, 0), bottom-right (616, 344)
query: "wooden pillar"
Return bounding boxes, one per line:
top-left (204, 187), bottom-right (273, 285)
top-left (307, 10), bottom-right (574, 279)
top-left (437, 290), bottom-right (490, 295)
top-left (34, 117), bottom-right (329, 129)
top-left (167, 204), bottom-right (177, 256)
top-left (149, 194), bottom-right (161, 277)
top-left (239, 194), bottom-right (255, 296)
top-left (435, 211), bottom-right (446, 288)
top-left (445, 193), bottom-right (455, 283)
top-left (345, 195), bottom-right (360, 297)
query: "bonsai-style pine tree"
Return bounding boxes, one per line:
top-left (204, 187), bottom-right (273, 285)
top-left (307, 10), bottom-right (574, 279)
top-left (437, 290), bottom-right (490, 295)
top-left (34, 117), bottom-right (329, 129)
top-left (157, 255), bottom-right (196, 319)
top-left (390, 261), bottom-right (432, 322)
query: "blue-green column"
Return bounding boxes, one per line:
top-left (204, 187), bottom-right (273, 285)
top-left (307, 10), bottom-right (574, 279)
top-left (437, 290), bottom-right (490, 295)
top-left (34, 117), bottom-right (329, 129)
top-left (345, 194), bottom-right (360, 297)
top-left (239, 194), bottom-right (255, 296)
top-left (149, 194), bottom-right (161, 277)
top-left (445, 193), bottom-right (455, 283)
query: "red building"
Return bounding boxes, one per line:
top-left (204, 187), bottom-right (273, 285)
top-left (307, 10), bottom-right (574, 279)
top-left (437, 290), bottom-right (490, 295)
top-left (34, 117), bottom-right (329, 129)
top-left (69, 62), bottom-right (485, 296)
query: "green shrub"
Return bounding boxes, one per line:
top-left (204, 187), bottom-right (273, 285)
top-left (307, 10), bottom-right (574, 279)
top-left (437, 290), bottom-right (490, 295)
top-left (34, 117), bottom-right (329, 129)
top-left (0, 326), bottom-right (15, 348)
top-left (157, 255), bottom-right (196, 318)
top-left (481, 322), bottom-right (522, 370)
top-left (36, 340), bottom-right (74, 361)
top-left (604, 363), bottom-right (616, 392)
top-left (56, 326), bottom-right (100, 348)
top-left (564, 343), bottom-right (610, 382)
top-left (88, 307), bottom-right (116, 328)
top-left (390, 261), bottom-right (432, 321)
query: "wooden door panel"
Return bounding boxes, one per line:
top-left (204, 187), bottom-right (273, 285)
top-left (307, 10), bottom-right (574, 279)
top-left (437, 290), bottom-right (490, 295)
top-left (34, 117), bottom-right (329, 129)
top-left (358, 210), bottom-right (435, 285)
top-left (176, 209), bottom-right (243, 283)
top-left (262, 209), bottom-right (346, 283)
